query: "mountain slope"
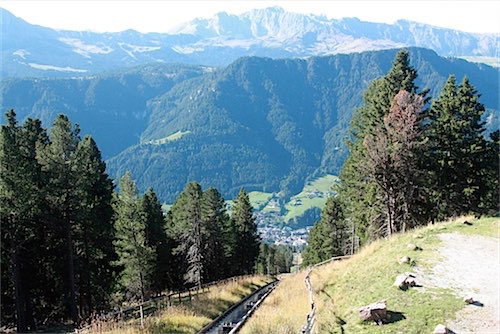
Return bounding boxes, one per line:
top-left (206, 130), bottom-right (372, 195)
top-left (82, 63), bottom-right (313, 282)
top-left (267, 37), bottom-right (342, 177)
top-left (105, 48), bottom-right (499, 202)
top-left (1, 7), bottom-right (498, 78)
top-left (0, 64), bottom-right (209, 157)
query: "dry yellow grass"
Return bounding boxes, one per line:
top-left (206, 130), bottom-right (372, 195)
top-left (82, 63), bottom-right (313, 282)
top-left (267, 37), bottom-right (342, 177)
top-left (87, 275), bottom-right (273, 334)
top-left (240, 272), bottom-right (310, 334)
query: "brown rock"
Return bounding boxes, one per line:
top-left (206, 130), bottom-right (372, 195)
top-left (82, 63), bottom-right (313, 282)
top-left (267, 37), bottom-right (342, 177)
top-left (433, 324), bottom-right (448, 334)
top-left (358, 301), bottom-right (387, 323)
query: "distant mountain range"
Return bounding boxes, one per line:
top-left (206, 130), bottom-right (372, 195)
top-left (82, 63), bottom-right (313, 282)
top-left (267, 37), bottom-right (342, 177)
top-left (1, 7), bottom-right (498, 78)
top-left (2, 48), bottom-right (497, 202)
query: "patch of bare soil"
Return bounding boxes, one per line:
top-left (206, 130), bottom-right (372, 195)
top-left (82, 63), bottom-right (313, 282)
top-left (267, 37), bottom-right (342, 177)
top-left (417, 232), bottom-right (499, 333)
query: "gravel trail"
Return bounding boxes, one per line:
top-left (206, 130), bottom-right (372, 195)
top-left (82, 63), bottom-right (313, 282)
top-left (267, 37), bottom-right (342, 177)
top-left (417, 232), bottom-right (499, 333)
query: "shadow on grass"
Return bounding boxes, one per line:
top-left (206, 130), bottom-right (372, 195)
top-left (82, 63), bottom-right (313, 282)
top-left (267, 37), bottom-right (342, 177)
top-left (384, 310), bottom-right (406, 324)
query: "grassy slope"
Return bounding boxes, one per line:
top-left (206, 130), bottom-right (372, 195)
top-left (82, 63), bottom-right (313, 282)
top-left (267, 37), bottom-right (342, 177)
top-left (283, 175), bottom-right (337, 222)
top-left (163, 174), bottom-right (337, 224)
top-left (243, 217), bottom-right (499, 334)
top-left (93, 275), bottom-right (273, 334)
top-left (248, 191), bottom-right (274, 210)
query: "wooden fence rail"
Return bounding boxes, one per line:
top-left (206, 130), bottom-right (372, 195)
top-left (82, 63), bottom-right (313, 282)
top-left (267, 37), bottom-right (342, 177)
top-left (74, 274), bottom-right (254, 333)
top-left (301, 255), bottom-right (352, 334)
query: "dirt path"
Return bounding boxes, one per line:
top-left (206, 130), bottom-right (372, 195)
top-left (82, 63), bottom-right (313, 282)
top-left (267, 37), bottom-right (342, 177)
top-left (417, 232), bottom-right (499, 333)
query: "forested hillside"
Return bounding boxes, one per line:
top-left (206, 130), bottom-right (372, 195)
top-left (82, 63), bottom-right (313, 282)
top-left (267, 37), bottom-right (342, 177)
top-left (0, 64), bottom-right (209, 157)
top-left (2, 48), bottom-right (497, 202)
top-left (107, 48), bottom-right (498, 202)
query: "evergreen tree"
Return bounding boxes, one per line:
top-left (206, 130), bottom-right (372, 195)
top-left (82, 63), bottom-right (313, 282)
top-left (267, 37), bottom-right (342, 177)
top-left (73, 135), bottom-right (116, 315)
top-left (363, 90), bottom-right (424, 234)
top-left (231, 188), bottom-right (260, 275)
top-left (302, 196), bottom-right (348, 266)
top-left (169, 182), bottom-right (204, 288)
top-left (141, 188), bottom-right (170, 295)
top-left (0, 111), bottom-right (47, 331)
top-left (39, 115), bottom-right (81, 323)
top-left (422, 76), bottom-right (492, 218)
top-left (163, 210), bottom-right (185, 290)
top-left (220, 211), bottom-right (239, 278)
top-left (256, 243), bottom-right (269, 274)
top-left (201, 187), bottom-right (228, 282)
top-left (480, 130), bottom-right (499, 215)
top-left (113, 172), bottom-right (154, 302)
top-left (338, 49), bottom-right (426, 240)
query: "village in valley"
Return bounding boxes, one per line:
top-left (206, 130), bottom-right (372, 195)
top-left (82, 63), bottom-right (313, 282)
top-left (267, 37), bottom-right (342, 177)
top-left (246, 175), bottom-right (337, 249)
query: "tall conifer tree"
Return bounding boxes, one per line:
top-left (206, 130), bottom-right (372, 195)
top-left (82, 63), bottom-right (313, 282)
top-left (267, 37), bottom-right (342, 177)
top-left (422, 76), bottom-right (492, 218)
top-left (363, 90), bottom-right (424, 234)
top-left (302, 196), bottom-right (347, 266)
top-left (0, 111), bottom-right (47, 331)
top-left (113, 172), bottom-right (154, 302)
top-left (141, 188), bottom-right (170, 294)
top-left (39, 115), bottom-right (81, 323)
top-left (201, 187), bottom-right (228, 282)
top-left (231, 188), bottom-right (260, 275)
top-left (338, 49), bottom-right (426, 239)
top-left (169, 182), bottom-right (204, 288)
top-left (73, 135), bottom-right (116, 315)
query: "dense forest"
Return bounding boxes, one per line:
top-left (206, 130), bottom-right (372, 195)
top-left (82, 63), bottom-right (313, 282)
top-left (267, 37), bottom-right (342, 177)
top-left (302, 50), bottom-right (499, 266)
top-left (0, 112), bottom-right (288, 331)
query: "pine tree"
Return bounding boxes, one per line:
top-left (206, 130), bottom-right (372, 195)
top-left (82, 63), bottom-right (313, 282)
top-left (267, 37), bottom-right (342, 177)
top-left (73, 135), bottom-right (116, 315)
top-left (231, 188), bottom-right (260, 275)
top-left (141, 187), bottom-right (170, 295)
top-left (338, 49), bottom-right (426, 240)
top-left (256, 243), bottom-right (269, 274)
top-left (113, 172), bottom-right (154, 302)
top-left (422, 76), bottom-right (491, 219)
top-left (0, 111), bottom-right (47, 331)
top-left (302, 196), bottom-right (347, 266)
top-left (39, 114), bottom-right (81, 323)
top-left (201, 187), bottom-right (228, 282)
top-left (363, 90), bottom-right (424, 234)
top-left (480, 130), bottom-right (499, 215)
top-left (170, 182), bottom-right (204, 288)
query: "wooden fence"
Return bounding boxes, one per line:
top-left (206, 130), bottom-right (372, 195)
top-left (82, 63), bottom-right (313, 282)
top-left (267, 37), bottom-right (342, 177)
top-left (301, 255), bottom-right (352, 334)
top-left (74, 274), bottom-right (254, 333)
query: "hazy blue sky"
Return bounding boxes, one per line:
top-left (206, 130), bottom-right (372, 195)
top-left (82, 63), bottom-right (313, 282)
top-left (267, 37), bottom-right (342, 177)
top-left (1, 0), bottom-right (499, 34)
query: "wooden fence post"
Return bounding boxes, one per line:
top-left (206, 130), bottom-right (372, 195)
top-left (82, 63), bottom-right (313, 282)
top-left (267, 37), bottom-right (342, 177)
top-left (139, 305), bottom-right (144, 329)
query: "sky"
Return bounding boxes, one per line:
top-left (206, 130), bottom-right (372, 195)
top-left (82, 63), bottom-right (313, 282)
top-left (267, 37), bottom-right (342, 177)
top-left (1, 0), bottom-right (499, 34)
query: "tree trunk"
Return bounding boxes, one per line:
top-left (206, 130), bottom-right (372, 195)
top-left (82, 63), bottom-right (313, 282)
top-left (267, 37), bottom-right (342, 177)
top-left (386, 192), bottom-right (396, 237)
top-left (139, 271), bottom-right (146, 302)
top-left (65, 221), bottom-right (78, 324)
top-left (83, 226), bottom-right (93, 316)
top-left (12, 246), bottom-right (28, 333)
